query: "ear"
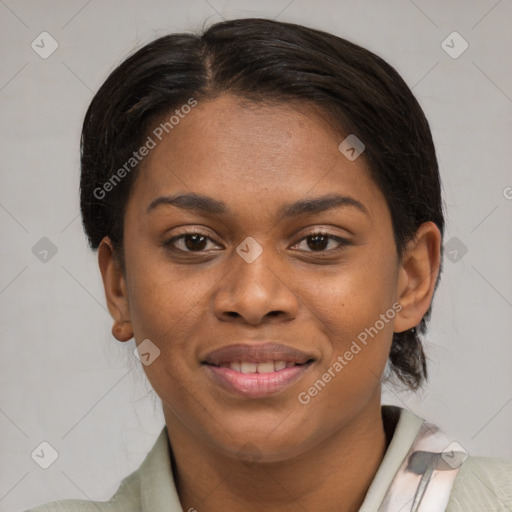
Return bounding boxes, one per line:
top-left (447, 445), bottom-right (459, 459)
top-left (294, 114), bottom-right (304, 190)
top-left (98, 237), bottom-right (133, 342)
top-left (394, 221), bottom-right (442, 333)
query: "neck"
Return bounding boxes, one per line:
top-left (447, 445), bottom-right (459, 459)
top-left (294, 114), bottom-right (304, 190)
top-left (164, 391), bottom-right (389, 512)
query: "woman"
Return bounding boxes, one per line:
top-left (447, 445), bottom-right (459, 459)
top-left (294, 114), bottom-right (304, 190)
top-left (27, 17), bottom-right (512, 512)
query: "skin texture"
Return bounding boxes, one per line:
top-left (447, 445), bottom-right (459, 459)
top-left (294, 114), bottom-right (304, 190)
top-left (98, 94), bottom-right (441, 512)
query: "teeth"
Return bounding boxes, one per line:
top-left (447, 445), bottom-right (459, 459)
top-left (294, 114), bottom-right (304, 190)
top-left (226, 360), bottom-right (292, 373)
top-left (229, 361), bottom-right (241, 372)
top-left (240, 362), bottom-right (257, 374)
top-left (256, 362), bottom-right (275, 374)
top-left (274, 360), bottom-right (287, 371)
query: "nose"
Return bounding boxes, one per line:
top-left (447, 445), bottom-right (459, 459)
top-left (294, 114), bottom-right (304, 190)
top-left (212, 244), bottom-right (299, 326)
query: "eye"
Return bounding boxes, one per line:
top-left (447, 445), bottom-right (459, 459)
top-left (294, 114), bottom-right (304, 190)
top-left (163, 229), bottom-right (350, 254)
top-left (292, 230), bottom-right (351, 253)
top-left (164, 231), bottom-right (222, 252)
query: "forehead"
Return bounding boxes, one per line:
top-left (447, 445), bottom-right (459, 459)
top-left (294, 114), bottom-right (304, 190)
top-left (129, 94), bottom-right (387, 223)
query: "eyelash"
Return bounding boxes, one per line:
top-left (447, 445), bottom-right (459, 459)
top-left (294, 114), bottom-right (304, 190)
top-left (163, 229), bottom-right (351, 255)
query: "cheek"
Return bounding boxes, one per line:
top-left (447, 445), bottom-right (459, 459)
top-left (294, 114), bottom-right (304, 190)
top-left (122, 252), bottom-right (214, 414)
top-left (124, 251), bottom-right (207, 411)
top-left (125, 244), bottom-right (208, 338)
top-left (294, 265), bottom-right (397, 427)
top-left (302, 249), bottom-right (398, 368)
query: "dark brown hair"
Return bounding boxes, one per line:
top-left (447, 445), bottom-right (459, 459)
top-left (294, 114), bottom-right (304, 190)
top-left (80, 18), bottom-right (445, 390)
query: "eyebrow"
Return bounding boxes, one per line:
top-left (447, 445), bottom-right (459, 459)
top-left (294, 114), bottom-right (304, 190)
top-left (146, 192), bottom-right (369, 218)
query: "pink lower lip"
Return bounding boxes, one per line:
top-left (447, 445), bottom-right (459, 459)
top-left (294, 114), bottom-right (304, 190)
top-left (204, 364), bottom-right (312, 398)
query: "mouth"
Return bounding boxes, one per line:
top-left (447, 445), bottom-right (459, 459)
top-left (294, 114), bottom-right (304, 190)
top-left (206, 360), bottom-right (311, 373)
top-left (201, 343), bottom-right (316, 398)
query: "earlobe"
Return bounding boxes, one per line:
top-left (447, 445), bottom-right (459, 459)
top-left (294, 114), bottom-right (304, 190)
top-left (98, 237), bottom-right (133, 342)
top-left (393, 222), bottom-right (441, 334)
top-left (112, 320), bottom-right (133, 342)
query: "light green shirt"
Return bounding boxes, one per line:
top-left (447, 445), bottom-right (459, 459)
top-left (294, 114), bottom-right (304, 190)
top-left (25, 406), bottom-right (512, 511)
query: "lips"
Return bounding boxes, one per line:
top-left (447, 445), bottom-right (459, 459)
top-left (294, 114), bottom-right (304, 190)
top-left (201, 342), bottom-right (316, 398)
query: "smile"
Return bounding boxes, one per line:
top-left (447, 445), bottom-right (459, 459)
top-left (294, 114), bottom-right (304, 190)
top-left (202, 359), bottom-right (315, 398)
top-left (214, 360), bottom-right (299, 373)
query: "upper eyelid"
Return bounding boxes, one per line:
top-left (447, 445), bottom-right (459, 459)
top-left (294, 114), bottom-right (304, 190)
top-left (167, 224), bottom-right (350, 239)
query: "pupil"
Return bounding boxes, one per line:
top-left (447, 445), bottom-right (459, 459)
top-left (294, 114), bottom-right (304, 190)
top-left (185, 234), bottom-right (207, 251)
top-left (308, 234), bottom-right (328, 251)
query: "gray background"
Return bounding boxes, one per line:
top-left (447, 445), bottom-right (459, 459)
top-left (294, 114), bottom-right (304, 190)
top-left (1, 1), bottom-right (511, 510)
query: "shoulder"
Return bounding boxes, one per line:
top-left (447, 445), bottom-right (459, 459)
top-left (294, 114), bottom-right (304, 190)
top-left (24, 459), bottom-right (142, 512)
top-left (447, 455), bottom-right (512, 511)
top-left (23, 488), bottom-right (139, 512)
top-left (23, 487), bottom-right (139, 512)
top-left (23, 426), bottom-right (178, 512)
top-left (24, 501), bottom-right (112, 512)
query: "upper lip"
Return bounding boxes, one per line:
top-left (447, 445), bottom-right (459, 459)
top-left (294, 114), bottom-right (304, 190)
top-left (201, 342), bottom-right (316, 366)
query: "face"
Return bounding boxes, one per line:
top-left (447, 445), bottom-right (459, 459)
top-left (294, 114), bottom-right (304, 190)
top-left (103, 94), bottom-right (427, 462)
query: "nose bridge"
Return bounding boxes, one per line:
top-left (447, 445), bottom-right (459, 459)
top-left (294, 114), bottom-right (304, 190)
top-left (212, 235), bottom-right (298, 324)
top-left (232, 235), bottom-right (282, 296)
top-left (233, 237), bottom-right (278, 292)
